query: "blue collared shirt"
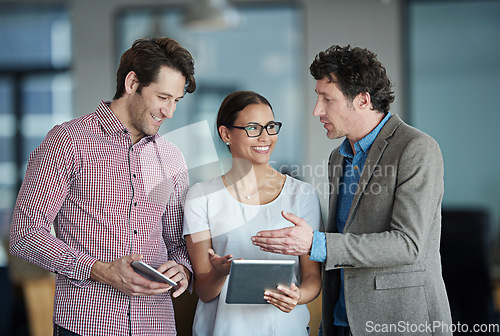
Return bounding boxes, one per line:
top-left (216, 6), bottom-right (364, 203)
top-left (310, 112), bottom-right (391, 326)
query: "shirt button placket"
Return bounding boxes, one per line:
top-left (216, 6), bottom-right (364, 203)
top-left (129, 145), bottom-right (140, 255)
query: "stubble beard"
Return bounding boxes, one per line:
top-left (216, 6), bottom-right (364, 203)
top-left (129, 94), bottom-right (158, 138)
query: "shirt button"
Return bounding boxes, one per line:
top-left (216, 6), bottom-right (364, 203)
top-left (134, 202), bottom-right (137, 206)
top-left (133, 174), bottom-right (137, 178)
top-left (354, 166), bottom-right (358, 170)
top-left (134, 230), bottom-right (138, 235)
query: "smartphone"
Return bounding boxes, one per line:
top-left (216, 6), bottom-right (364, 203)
top-left (131, 261), bottom-right (177, 286)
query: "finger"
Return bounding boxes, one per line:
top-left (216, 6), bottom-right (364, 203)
top-left (266, 288), bottom-right (298, 311)
top-left (122, 254), bottom-right (143, 267)
top-left (212, 254), bottom-right (233, 267)
top-left (128, 280), bottom-right (172, 296)
top-left (214, 253), bottom-right (233, 262)
top-left (275, 284), bottom-right (296, 298)
top-left (135, 287), bottom-right (172, 296)
top-left (253, 238), bottom-right (293, 252)
top-left (157, 260), bottom-right (178, 273)
top-left (168, 267), bottom-right (185, 281)
top-left (171, 281), bottom-right (187, 298)
top-left (157, 263), bottom-right (181, 280)
top-left (207, 249), bottom-right (218, 257)
top-left (208, 249), bottom-right (225, 263)
top-left (264, 294), bottom-right (292, 313)
top-left (283, 284), bottom-right (300, 301)
top-left (258, 246), bottom-right (296, 255)
top-left (265, 288), bottom-right (294, 302)
top-left (171, 270), bottom-right (187, 285)
top-left (252, 236), bottom-right (288, 246)
top-left (127, 254), bottom-right (143, 262)
top-left (253, 226), bottom-right (292, 239)
top-left (289, 282), bottom-right (300, 294)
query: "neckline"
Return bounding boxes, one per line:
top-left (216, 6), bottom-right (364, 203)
top-left (219, 174), bottom-right (289, 206)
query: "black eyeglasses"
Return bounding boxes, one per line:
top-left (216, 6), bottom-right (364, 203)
top-left (230, 121), bottom-right (282, 137)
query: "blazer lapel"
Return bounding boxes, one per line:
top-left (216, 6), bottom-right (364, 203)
top-left (344, 115), bottom-right (403, 232)
top-left (326, 149), bottom-right (344, 233)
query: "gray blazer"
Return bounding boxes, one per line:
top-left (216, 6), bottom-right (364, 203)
top-left (321, 115), bottom-right (452, 336)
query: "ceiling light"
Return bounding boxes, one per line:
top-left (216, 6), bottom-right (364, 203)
top-left (182, 0), bottom-right (241, 31)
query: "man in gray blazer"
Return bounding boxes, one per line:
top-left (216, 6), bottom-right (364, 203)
top-left (252, 45), bottom-right (452, 335)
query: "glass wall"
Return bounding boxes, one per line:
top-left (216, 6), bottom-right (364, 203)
top-left (407, 0), bottom-right (500, 233)
top-left (116, 3), bottom-right (304, 184)
top-left (0, 5), bottom-right (72, 258)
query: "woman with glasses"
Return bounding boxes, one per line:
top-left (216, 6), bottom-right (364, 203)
top-left (183, 91), bottom-right (322, 335)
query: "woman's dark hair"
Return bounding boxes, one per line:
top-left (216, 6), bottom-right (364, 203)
top-left (309, 45), bottom-right (394, 114)
top-left (113, 37), bottom-right (196, 100)
top-left (216, 91), bottom-right (273, 148)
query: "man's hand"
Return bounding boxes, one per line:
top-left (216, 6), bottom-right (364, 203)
top-left (90, 254), bottom-right (173, 297)
top-left (156, 261), bottom-right (191, 298)
top-left (251, 211), bottom-right (314, 256)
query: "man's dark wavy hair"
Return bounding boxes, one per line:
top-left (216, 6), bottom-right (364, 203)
top-left (114, 37), bottom-right (196, 100)
top-left (310, 45), bottom-right (394, 114)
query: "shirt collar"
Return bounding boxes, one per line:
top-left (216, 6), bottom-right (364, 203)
top-left (339, 112), bottom-right (392, 158)
top-left (95, 100), bottom-right (159, 142)
top-left (95, 100), bottom-right (129, 136)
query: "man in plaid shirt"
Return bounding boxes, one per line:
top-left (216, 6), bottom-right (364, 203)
top-left (10, 37), bottom-right (196, 336)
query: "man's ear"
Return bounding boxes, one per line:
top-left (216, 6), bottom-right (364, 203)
top-left (355, 92), bottom-right (373, 111)
top-left (124, 71), bottom-right (139, 94)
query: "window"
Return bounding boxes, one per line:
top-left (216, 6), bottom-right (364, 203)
top-left (407, 0), bottom-right (500, 228)
top-left (0, 5), bottom-right (72, 244)
top-left (116, 3), bottom-right (304, 184)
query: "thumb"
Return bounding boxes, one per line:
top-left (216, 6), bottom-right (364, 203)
top-left (128, 254), bottom-right (143, 262)
top-left (208, 249), bottom-right (220, 260)
top-left (281, 211), bottom-right (303, 226)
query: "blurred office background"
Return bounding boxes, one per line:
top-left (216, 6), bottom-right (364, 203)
top-left (0, 0), bottom-right (499, 335)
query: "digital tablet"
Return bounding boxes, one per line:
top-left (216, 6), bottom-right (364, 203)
top-left (225, 259), bottom-right (295, 304)
top-left (131, 261), bottom-right (177, 286)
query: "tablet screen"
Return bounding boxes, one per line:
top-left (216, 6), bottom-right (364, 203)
top-left (225, 260), bottom-right (295, 304)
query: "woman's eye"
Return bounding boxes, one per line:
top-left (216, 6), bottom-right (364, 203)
top-left (246, 126), bottom-right (258, 131)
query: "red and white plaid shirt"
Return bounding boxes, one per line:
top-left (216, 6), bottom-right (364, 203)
top-left (10, 101), bottom-right (192, 336)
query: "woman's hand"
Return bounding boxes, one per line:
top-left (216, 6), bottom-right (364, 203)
top-left (207, 249), bottom-right (233, 276)
top-left (263, 282), bottom-right (301, 313)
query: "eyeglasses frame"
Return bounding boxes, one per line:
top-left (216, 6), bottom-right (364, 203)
top-left (229, 121), bottom-right (283, 138)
